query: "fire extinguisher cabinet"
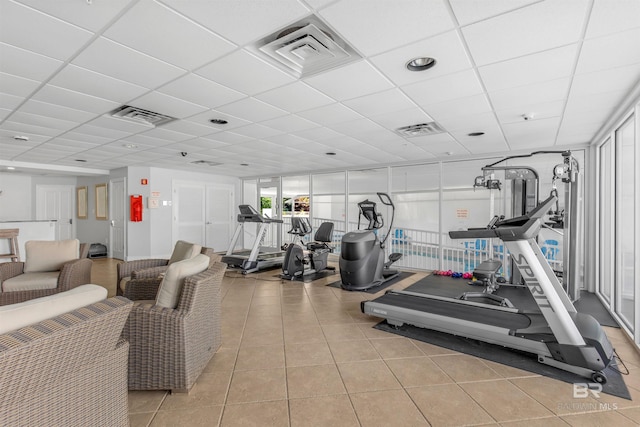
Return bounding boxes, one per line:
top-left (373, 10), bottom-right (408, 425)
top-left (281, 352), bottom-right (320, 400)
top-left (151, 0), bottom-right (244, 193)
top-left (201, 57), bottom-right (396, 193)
top-left (130, 195), bottom-right (143, 222)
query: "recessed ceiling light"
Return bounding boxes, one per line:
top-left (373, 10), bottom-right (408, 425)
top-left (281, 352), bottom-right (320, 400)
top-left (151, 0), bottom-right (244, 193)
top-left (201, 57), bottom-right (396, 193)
top-left (325, 152), bottom-right (336, 156)
top-left (240, 163), bottom-right (249, 166)
top-left (468, 132), bottom-right (485, 136)
top-left (210, 118), bottom-right (228, 125)
top-left (75, 159), bottom-right (87, 162)
top-left (122, 143), bottom-right (138, 149)
top-left (446, 151), bottom-right (454, 156)
top-left (13, 135), bottom-right (29, 141)
top-left (406, 57), bottom-right (436, 72)
top-left (6, 166), bottom-right (15, 170)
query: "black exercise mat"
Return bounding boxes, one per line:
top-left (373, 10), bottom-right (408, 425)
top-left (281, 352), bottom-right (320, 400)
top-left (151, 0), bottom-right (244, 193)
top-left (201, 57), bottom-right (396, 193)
top-left (575, 291), bottom-right (619, 328)
top-left (374, 321), bottom-right (630, 400)
top-left (275, 269), bottom-right (337, 283)
top-left (326, 271), bottom-right (415, 293)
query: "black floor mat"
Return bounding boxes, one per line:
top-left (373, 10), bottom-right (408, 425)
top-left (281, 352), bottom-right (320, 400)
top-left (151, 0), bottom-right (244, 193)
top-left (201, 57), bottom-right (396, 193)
top-left (326, 271), bottom-right (415, 293)
top-left (374, 321), bottom-right (630, 400)
top-left (274, 269), bottom-right (337, 283)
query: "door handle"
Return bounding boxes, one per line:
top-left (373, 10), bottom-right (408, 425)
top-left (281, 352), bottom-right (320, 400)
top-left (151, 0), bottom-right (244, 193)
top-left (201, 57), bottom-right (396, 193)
top-left (206, 221), bottom-right (212, 225)
top-left (110, 220), bottom-right (115, 227)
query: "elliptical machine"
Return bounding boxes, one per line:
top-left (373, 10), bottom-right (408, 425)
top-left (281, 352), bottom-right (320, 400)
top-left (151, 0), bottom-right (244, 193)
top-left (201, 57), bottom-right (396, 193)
top-left (340, 192), bottom-right (402, 291)
top-left (281, 217), bottom-right (335, 280)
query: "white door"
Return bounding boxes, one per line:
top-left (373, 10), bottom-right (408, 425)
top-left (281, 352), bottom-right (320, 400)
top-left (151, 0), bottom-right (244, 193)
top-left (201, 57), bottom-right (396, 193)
top-left (205, 184), bottom-right (234, 252)
top-left (110, 178), bottom-right (126, 260)
top-left (36, 185), bottom-right (74, 240)
top-left (173, 182), bottom-right (206, 246)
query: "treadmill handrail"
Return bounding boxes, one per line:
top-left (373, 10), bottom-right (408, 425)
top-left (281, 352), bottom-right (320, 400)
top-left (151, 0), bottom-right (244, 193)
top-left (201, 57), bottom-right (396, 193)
top-left (236, 204), bottom-right (283, 223)
top-left (449, 195), bottom-right (556, 241)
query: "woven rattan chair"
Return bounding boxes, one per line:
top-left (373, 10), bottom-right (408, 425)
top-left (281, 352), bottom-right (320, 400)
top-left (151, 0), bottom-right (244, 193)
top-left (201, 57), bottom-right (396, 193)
top-left (0, 240), bottom-right (92, 306)
top-left (0, 296), bottom-right (133, 427)
top-left (122, 260), bottom-right (226, 393)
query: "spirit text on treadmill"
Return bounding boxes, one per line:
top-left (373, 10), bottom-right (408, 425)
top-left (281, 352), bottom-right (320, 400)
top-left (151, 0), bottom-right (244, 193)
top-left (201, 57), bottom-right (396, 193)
top-left (512, 253), bottom-right (555, 313)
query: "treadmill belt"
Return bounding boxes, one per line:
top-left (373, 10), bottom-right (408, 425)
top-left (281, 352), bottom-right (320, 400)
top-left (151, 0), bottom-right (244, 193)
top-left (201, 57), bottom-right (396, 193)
top-left (374, 292), bottom-right (531, 329)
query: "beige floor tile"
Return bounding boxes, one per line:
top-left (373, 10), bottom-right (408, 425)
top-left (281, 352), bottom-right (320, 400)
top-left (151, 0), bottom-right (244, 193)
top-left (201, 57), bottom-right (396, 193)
top-left (460, 380), bottom-right (554, 422)
top-left (287, 364), bottom-right (346, 398)
top-left (407, 383), bottom-right (494, 427)
top-left (150, 406), bottom-right (223, 427)
top-left (235, 344), bottom-right (285, 371)
top-left (618, 406), bottom-right (640, 423)
top-left (284, 324), bottom-right (326, 344)
top-left (289, 395), bottom-right (359, 427)
top-left (204, 348), bottom-right (238, 373)
top-left (128, 390), bottom-right (167, 414)
top-left (317, 312), bottom-right (357, 325)
top-left (350, 389), bottom-right (429, 426)
top-left (285, 341), bottom-right (335, 367)
top-left (328, 339), bottom-right (381, 363)
top-left (510, 376), bottom-right (600, 415)
top-left (431, 354), bottom-right (502, 382)
top-left (160, 371), bottom-right (232, 410)
top-left (220, 400), bottom-right (289, 427)
top-left (561, 410), bottom-right (639, 426)
top-left (226, 368), bottom-right (286, 404)
top-left (410, 339), bottom-right (460, 356)
top-left (337, 360), bottom-right (401, 393)
top-left (499, 416), bottom-right (570, 426)
top-left (240, 329), bottom-right (284, 348)
top-left (370, 337), bottom-right (425, 359)
top-left (129, 412), bottom-right (155, 427)
top-left (386, 356), bottom-right (452, 387)
top-left (321, 323), bottom-right (366, 341)
top-left (481, 359), bottom-right (538, 379)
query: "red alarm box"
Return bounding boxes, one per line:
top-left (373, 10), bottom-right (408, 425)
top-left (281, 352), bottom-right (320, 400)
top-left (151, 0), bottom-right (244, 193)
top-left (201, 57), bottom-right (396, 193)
top-left (130, 195), bottom-right (143, 222)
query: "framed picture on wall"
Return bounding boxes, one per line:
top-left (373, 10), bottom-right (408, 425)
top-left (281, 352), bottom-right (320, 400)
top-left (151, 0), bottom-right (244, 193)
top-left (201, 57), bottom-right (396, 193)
top-left (95, 183), bottom-right (108, 220)
top-left (76, 186), bottom-right (88, 219)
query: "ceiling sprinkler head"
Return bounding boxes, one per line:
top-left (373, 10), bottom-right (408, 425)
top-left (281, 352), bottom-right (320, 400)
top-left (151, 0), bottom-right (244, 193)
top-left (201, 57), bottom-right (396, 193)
top-left (522, 113), bottom-right (535, 121)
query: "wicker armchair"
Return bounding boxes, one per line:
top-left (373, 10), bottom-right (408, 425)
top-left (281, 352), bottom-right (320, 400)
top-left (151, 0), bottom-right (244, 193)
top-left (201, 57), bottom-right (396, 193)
top-left (0, 296), bottom-right (133, 427)
top-left (122, 260), bottom-right (226, 393)
top-left (116, 242), bottom-right (216, 296)
top-left (0, 240), bottom-right (93, 306)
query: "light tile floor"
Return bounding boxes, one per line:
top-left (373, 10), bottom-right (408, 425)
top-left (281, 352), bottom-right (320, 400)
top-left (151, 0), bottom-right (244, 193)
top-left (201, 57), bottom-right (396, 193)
top-left (91, 259), bottom-right (640, 426)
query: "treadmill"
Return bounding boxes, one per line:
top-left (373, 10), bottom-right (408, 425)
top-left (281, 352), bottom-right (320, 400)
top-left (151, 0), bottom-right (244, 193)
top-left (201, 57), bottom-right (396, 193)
top-left (222, 204), bottom-right (285, 274)
top-left (362, 195), bottom-right (614, 383)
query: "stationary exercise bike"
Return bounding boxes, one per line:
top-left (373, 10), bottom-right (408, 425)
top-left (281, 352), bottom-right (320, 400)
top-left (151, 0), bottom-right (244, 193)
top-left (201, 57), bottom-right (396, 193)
top-left (340, 192), bottom-right (402, 291)
top-left (281, 217), bottom-right (335, 280)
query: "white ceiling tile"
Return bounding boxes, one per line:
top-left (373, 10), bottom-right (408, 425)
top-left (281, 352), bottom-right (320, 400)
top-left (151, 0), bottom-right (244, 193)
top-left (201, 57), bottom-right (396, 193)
top-left (10, 111), bottom-right (79, 132)
top-left (0, 93), bottom-right (24, 110)
top-left (72, 123), bottom-right (129, 140)
top-left (478, 44), bottom-right (579, 93)
top-left (319, 0), bottom-right (454, 56)
top-left (201, 132), bottom-right (253, 145)
top-left (196, 50), bottom-right (295, 96)
top-left (450, 0), bottom-right (539, 26)
top-left (424, 94), bottom-right (492, 121)
top-left (0, 1), bottom-right (93, 60)
top-left (438, 111), bottom-right (500, 133)
top-left (232, 123), bottom-right (282, 139)
top-left (297, 103), bottom-right (362, 125)
top-left (158, 74), bottom-right (245, 109)
top-left (0, 42), bottom-right (62, 82)
top-left (255, 81), bottom-right (334, 113)
top-left (462, 0), bottom-right (590, 66)
top-left (502, 116), bottom-right (561, 149)
top-left (291, 126), bottom-right (343, 142)
top-left (260, 115), bottom-right (320, 133)
top-left (0, 72), bottom-right (40, 98)
top-left (138, 127), bottom-right (195, 143)
top-left (216, 97), bottom-right (288, 123)
top-left (370, 31), bottom-right (472, 87)
top-left (160, 119), bottom-right (218, 138)
top-left (0, 108), bottom-right (10, 121)
top-left (453, 127), bottom-right (509, 155)
top-left (58, 131), bottom-right (114, 145)
top-left (368, 108), bottom-right (434, 132)
top-left (163, 0), bottom-right (310, 46)
top-left (572, 63), bottom-right (640, 98)
top-left (344, 89), bottom-right (417, 117)
top-left (1, 120), bottom-right (63, 137)
top-left (495, 99), bottom-right (565, 124)
top-left (488, 78), bottom-right (570, 110)
top-left (123, 133), bottom-right (179, 147)
top-left (327, 117), bottom-right (384, 137)
top-left (104, 0), bottom-right (236, 71)
top-left (403, 69), bottom-right (484, 106)
top-left (33, 85), bottom-right (120, 114)
top-left (72, 37), bottom-right (185, 89)
top-left (185, 110), bottom-right (252, 131)
top-left (408, 133), bottom-right (470, 157)
top-left (45, 138), bottom-right (101, 150)
top-left (89, 115), bottom-right (154, 134)
top-left (49, 64), bottom-right (149, 104)
top-left (585, 0), bottom-right (640, 39)
top-left (12, 0), bottom-right (132, 32)
top-left (130, 91), bottom-right (208, 119)
top-left (575, 27), bottom-right (640, 75)
top-left (565, 90), bottom-right (626, 118)
top-left (305, 60), bottom-right (394, 101)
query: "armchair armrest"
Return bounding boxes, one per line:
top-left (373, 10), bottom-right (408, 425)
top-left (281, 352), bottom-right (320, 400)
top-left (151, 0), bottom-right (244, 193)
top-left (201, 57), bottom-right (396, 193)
top-left (117, 259), bottom-right (169, 282)
top-left (123, 277), bottom-right (162, 301)
top-left (131, 265), bottom-right (169, 280)
top-left (0, 262), bottom-right (25, 283)
top-left (57, 258), bottom-right (93, 292)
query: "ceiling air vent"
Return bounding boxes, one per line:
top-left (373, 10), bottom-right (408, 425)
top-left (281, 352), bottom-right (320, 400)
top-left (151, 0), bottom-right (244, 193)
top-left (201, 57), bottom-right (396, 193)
top-left (396, 122), bottom-right (445, 137)
top-left (256, 17), bottom-right (361, 78)
top-left (110, 105), bottom-right (177, 127)
top-left (191, 160), bottom-right (221, 167)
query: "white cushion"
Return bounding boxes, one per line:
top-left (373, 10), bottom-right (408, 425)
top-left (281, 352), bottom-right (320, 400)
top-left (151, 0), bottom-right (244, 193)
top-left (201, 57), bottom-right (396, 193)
top-left (0, 284), bottom-right (107, 334)
top-left (155, 254), bottom-right (209, 309)
top-left (168, 240), bottom-right (202, 265)
top-left (24, 239), bottom-right (79, 273)
top-left (1, 271), bottom-right (59, 292)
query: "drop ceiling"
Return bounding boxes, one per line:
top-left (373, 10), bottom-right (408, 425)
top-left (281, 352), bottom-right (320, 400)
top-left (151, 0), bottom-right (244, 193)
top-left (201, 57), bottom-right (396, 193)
top-left (1, 0), bottom-right (639, 178)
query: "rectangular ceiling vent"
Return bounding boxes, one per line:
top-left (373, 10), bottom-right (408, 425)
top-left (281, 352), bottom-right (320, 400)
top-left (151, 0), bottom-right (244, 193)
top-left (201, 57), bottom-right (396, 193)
top-left (110, 105), bottom-right (177, 127)
top-left (396, 122), bottom-right (445, 137)
top-left (255, 16), bottom-right (361, 78)
top-left (191, 160), bottom-right (221, 167)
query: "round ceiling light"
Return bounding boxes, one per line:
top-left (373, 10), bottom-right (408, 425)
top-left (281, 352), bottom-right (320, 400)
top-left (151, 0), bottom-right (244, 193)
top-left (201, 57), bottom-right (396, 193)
top-left (468, 132), bottom-right (485, 137)
top-left (325, 152), bottom-right (336, 156)
top-left (240, 163), bottom-right (249, 166)
top-left (210, 118), bottom-right (228, 125)
top-left (406, 57), bottom-right (436, 72)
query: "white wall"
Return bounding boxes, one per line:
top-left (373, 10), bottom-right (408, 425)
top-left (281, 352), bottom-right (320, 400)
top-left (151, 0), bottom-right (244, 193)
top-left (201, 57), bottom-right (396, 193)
top-left (0, 173), bottom-right (32, 220)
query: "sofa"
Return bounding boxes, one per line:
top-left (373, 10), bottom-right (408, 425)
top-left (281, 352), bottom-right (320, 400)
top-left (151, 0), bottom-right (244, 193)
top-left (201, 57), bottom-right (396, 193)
top-left (0, 284), bottom-right (133, 426)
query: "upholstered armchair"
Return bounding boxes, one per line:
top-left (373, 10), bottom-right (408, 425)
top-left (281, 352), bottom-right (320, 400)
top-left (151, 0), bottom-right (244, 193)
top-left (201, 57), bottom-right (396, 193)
top-left (0, 239), bottom-right (92, 306)
top-left (0, 285), bottom-right (133, 427)
top-left (116, 240), bottom-right (215, 296)
top-left (121, 257), bottom-right (226, 393)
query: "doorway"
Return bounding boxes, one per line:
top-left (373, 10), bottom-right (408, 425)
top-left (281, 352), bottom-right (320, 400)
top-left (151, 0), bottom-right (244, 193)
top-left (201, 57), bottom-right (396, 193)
top-left (258, 179), bottom-right (281, 249)
top-left (110, 178), bottom-right (126, 260)
top-left (35, 185), bottom-right (74, 240)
